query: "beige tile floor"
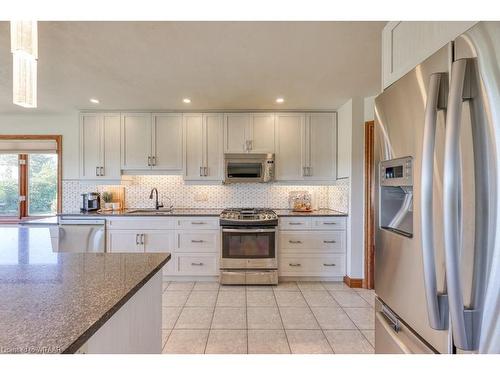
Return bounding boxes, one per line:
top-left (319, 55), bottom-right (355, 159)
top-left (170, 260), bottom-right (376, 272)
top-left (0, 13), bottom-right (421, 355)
top-left (161, 281), bottom-right (375, 354)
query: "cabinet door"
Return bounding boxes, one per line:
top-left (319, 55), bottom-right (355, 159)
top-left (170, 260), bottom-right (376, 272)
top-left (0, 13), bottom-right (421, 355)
top-left (102, 114), bottom-right (121, 179)
top-left (306, 113), bottom-right (336, 181)
top-left (152, 113), bottom-right (183, 171)
top-left (249, 113), bottom-right (275, 153)
top-left (204, 113), bottom-right (223, 181)
top-left (183, 113), bottom-right (204, 180)
top-left (143, 231), bottom-right (175, 253)
top-left (107, 230), bottom-right (143, 253)
top-left (80, 114), bottom-right (102, 179)
top-left (224, 113), bottom-right (249, 153)
top-left (275, 113), bottom-right (305, 181)
top-left (121, 113), bottom-right (152, 170)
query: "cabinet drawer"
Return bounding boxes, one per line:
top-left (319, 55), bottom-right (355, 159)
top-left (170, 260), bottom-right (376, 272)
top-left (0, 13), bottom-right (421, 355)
top-left (279, 217), bottom-right (311, 230)
top-left (176, 217), bottom-right (219, 230)
top-left (177, 254), bottom-right (218, 275)
top-left (107, 218), bottom-right (174, 230)
top-left (279, 254), bottom-right (345, 276)
top-left (279, 231), bottom-right (345, 253)
top-left (311, 217), bottom-right (346, 230)
top-left (177, 231), bottom-right (219, 252)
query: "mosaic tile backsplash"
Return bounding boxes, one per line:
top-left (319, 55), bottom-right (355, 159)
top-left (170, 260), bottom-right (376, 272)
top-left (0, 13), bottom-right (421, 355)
top-left (62, 175), bottom-right (350, 213)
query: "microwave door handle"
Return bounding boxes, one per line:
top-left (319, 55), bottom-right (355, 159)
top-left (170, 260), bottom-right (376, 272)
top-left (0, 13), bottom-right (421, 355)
top-left (421, 72), bottom-right (448, 330)
top-left (444, 58), bottom-right (475, 351)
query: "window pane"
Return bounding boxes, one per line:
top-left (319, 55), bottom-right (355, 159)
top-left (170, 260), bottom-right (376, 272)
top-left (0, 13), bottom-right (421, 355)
top-left (28, 154), bottom-right (57, 216)
top-left (0, 154), bottom-right (20, 217)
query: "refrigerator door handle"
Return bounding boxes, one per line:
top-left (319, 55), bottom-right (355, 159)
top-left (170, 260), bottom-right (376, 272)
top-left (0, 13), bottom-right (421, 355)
top-left (421, 72), bottom-right (448, 330)
top-left (444, 58), bottom-right (478, 351)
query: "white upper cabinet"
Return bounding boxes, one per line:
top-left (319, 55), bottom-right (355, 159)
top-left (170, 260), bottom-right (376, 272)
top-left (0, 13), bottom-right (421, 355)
top-left (121, 113), bottom-right (183, 171)
top-left (152, 113), bottom-right (183, 171)
top-left (275, 113), bottom-right (305, 181)
top-left (305, 113), bottom-right (337, 181)
top-left (121, 113), bottom-right (152, 170)
top-left (382, 21), bottom-right (477, 89)
top-left (275, 112), bottom-right (336, 182)
top-left (224, 113), bottom-right (275, 153)
top-left (183, 113), bottom-right (223, 181)
top-left (80, 113), bottom-right (121, 180)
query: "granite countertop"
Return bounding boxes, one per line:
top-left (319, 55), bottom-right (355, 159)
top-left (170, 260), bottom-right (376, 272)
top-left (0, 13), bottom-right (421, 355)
top-left (0, 226), bottom-right (170, 354)
top-left (59, 208), bottom-right (347, 217)
top-left (273, 209), bottom-right (347, 217)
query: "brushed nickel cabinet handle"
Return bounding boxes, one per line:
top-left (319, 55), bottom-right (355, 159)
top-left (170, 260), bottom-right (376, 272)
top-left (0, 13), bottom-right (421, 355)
top-left (323, 263), bottom-right (336, 267)
top-left (323, 240), bottom-right (337, 244)
top-left (191, 239), bottom-right (204, 243)
top-left (135, 234), bottom-right (139, 245)
top-left (152, 156), bottom-right (156, 166)
top-left (95, 166), bottom-right (99, 176)
top-left (191, 222), bottom-right (206, 225)
top-left (140, 233), bottom-right (145, 245)
top-left (100, 166), bottom-right (104, 176)
top-left (191, 262), bottom-right (204, 266)
top-left (289, 263), bottom-right (301, 267)
top-left (200, 166), bottom-right (203, 176)
top-left (289, 222), bottom-right (303, 225)
top-left (289, 240), bottom-right (302, 244)
top-left (323, 222), bottom-right (337, 225)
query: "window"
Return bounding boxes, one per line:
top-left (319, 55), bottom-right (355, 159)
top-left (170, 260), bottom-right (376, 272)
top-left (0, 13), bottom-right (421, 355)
top-left (0, 136), bottom-right (61, 220)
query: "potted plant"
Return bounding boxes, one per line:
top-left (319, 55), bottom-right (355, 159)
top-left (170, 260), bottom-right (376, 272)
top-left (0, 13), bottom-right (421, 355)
top-left (102, 191), bottom-right (113, 210)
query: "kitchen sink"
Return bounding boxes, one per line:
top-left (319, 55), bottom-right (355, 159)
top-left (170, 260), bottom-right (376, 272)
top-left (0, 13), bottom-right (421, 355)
top-left (125, 208), bottom-right (173, 215)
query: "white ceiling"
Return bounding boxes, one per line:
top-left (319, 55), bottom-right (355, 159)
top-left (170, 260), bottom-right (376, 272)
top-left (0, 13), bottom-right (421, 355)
top-left (0, 21), bottom-right (385, 114)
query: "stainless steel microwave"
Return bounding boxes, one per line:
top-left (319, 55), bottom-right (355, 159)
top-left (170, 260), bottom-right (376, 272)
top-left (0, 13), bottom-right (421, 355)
top-left (224, 153), bottom-right (274, 183)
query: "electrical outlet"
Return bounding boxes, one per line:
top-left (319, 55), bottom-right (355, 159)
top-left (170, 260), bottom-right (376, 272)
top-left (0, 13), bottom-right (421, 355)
top-left (194, 193), bottom-right (208, 202)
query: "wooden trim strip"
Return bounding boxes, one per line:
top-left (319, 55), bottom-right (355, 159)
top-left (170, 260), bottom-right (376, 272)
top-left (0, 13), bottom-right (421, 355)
top-left (343, 275), bottom-right (364, 288)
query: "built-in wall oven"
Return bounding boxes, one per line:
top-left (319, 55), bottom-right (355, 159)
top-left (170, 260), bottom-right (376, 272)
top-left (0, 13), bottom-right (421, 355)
top-left (219, 208), bottom-right (278, 285)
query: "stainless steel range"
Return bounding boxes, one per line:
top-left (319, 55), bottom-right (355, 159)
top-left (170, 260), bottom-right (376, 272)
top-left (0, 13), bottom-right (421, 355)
top-left (219, 208), bottom-right (278, 285)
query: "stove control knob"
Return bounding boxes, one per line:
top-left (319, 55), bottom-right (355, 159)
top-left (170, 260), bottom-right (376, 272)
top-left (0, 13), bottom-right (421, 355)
top-left (259, 214), bottom-right (267, 220)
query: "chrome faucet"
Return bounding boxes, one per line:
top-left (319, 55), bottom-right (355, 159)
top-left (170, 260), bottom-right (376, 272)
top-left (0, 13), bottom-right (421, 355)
top-left (149, 188), bottom-right (164, 210)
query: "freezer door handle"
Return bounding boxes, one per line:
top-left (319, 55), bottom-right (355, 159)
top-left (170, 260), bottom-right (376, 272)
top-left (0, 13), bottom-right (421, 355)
top-left (420, 72), bottom-right (449, 330)
top-left (376, 311), bottom-right (412, 354)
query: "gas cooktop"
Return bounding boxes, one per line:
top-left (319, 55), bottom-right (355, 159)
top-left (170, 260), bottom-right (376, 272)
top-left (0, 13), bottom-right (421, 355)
top-left (219, 208), bottom-right (278, 226)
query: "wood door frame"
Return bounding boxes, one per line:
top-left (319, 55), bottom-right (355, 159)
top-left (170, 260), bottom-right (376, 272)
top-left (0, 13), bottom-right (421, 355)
top-left (363, 121), bottom-right (375, 289)
top-left (0, 135), bottom-right (63, 219)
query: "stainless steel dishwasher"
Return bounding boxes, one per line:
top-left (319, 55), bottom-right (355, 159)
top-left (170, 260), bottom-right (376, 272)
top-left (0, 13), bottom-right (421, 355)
top-left (56, 218), bottom-right (106, 252)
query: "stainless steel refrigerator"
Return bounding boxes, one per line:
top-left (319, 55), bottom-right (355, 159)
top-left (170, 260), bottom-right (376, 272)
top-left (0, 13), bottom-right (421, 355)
top-left (374, 21), bottom-right (500, 354)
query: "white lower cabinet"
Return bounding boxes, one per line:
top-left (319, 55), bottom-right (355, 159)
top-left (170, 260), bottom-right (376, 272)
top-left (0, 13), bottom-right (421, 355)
top-left (278, 216), bottom-right (346, 277)
top-left (106, 217), bottom-right (220, 277)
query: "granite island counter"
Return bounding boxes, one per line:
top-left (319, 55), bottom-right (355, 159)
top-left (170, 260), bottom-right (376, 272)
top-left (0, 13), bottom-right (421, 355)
top-left (0, 226), bottom-right (170, 354)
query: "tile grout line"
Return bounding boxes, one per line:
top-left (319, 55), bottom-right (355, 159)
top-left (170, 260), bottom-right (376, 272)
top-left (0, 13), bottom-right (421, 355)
top-left (163, 283), bottom-right (195, 353)
top-left (326, 286), bottom-right (375, 351)
top-left (300, 282), bottom-right (336, 354)
top-left (203, 283), bottom-right (221, 354)
top-left (273, 283), bottom-right (293, 354)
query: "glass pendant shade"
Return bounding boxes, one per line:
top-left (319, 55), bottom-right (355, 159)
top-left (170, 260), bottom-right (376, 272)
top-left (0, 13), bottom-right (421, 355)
top-left (12, 53), bottom-right (37, 108)
top-left (10, 21), bottom-right (38, 108)
top-left (10, 21), bottom-right (38, 58)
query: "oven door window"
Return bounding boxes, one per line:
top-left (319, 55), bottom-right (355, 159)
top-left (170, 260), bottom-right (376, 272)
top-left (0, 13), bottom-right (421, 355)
top-left (226, 162), bottom-right (262, 178)
top-left (222, 230), bottom-right (275, 259)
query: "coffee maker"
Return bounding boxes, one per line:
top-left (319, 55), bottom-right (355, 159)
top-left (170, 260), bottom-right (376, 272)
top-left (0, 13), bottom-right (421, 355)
top-left (81, 192), bottom-right (100, 212)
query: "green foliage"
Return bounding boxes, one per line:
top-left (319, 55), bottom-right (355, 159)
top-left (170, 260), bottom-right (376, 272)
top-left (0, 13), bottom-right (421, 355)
top-left (28, 154), bottom-right (57, 215)
top-left (0, 155), bottom-right (19, 215)
top-left (102, 191), bottom-right (113, 203)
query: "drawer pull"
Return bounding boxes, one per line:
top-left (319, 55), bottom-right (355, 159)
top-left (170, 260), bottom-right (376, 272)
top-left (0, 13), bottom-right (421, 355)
top-left (323, 263), bottom-right (336, 267)
top-left (289, 222), bottom-right (303, 225)
top-left (191, 222), bottom-right (206, 225)
top-left (323, 222), bottom-right (337, 225)
top-left (191, 239), bottom-right (204, 243)
top-left (289, 240), bottom-right (302, 244)
top-left (289, 263), bottom-right (302, 267)
top-left (323, 240), bottom-right (337, 244)
top-left (191, 262), bottom-right (204, 266)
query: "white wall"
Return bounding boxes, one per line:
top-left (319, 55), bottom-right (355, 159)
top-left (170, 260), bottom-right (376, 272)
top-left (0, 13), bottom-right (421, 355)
top-left (0, 113), bottom-right (80, 179)
top-left (337, 95), bottom-right (376, 280)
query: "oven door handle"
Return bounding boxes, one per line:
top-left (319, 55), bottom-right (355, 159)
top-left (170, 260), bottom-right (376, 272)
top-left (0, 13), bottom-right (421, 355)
top-left (222, 228), bottom-right (276, 233)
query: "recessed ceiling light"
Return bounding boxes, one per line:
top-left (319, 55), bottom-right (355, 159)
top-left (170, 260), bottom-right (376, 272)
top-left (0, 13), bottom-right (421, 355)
top-left (183, 98), bottom-right (191, 104)
top-left (276, 97), bottom-right (285, 103)
top-left (89, 98), bottom-right (99, 104)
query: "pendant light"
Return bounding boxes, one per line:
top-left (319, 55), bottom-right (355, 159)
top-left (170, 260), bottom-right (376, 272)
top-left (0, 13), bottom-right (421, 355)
top-left (10, 21), bottom-right (38, 108)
